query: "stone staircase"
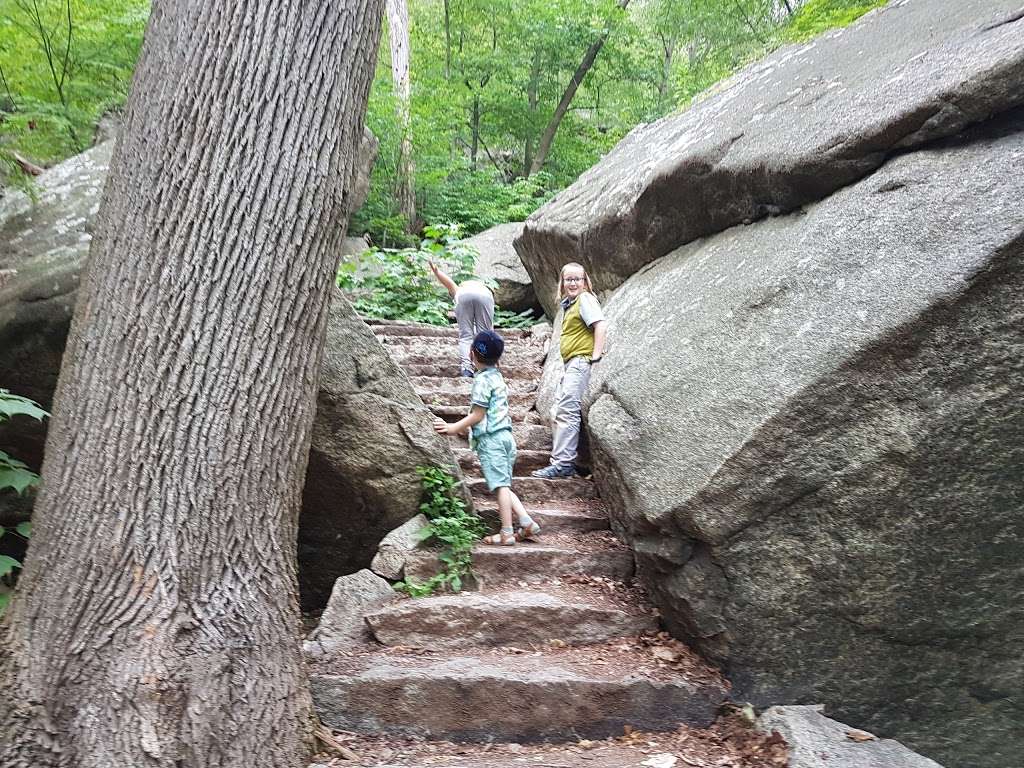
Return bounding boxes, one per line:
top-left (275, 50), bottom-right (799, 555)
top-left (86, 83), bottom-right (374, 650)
top-left (308, 319), bottom-right (729, 754)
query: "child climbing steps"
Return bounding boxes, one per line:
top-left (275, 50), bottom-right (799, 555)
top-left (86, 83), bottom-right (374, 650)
top-left (433, 329), bottom-right (540, 546)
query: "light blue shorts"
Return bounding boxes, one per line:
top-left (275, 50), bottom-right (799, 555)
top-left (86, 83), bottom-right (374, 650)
top-left (475, 429), bottom-right (517, 491)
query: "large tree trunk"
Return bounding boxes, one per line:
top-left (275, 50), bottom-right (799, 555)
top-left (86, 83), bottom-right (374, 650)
top-left (528, 0), bottom-right (630, 176)
top-left (386, 0), bottom-right (416, 230)
top-left (0, 1), bottom-right (383, 766)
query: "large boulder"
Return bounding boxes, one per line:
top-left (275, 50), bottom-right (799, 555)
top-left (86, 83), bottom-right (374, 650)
top-left (585, 113), bottom-right (1024, 768)
top-left (514, 0), bottom-right (1024, 315)
top-left (465, 222), bottom-right (539, 313)
top-left (299, 290), bottom-right (464, 610)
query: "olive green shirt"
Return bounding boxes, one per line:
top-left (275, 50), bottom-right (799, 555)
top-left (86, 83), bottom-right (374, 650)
top-left (559, 292), bottom-right (604, 361)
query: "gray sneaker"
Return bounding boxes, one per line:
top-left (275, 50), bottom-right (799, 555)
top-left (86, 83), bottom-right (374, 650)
top-left (531, 464), bottom-right (576, 479)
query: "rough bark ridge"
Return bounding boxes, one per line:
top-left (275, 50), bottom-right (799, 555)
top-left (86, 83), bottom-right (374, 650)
top-left (0, 1), bottom-right (383, 766)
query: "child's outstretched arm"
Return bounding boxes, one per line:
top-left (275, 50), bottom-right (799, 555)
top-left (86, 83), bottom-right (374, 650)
top-left (428, 260), bottom-right (458, 299)
top-left (434, 406), bottom-right (485, 437)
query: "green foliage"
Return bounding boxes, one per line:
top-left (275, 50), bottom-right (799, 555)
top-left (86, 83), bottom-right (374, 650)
top-left (0, 389), bottom-right (45, 614)
top-left (338, 223), bottom-right (478, 325)
top-left (0, 388), bottom-right (47, 495)
top-left (494, 307), bottom-right (537, 329)
top-left (394, 466), bottom-right (487, 597)
top-left (0, 521), bottom-right (32, 614)
top-left (0, 0), bottom-right (149, 184)
top-left (780, 0), bottom-right (887, 43)
top-left (419, 170), bottom-right (556, 237)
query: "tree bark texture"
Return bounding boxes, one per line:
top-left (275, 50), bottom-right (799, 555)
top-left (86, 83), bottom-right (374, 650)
top-left (0, 1), bottom-right (383, 766)
top-left (386, 0), bottom-right (416, 229)
top-left (528, 0), bottom-right (630, 176)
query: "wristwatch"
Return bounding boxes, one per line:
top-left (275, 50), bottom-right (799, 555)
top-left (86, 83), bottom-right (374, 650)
top-left (589, 356), bottom-right (602, 364)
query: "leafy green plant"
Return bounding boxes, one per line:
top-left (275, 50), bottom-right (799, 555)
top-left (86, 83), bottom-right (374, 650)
top-left (0, 388), bottom-right (47, 615)
top-left (0, 521), bottom-right (31, 614)
top-left (338, 222), bottom-right (479, 325)
top-left (494, 307), bottom-right (538, 329)
top-left (394, 466), bottom-right (486, 597)
top-left (0, 388), bottom-right (47, 494)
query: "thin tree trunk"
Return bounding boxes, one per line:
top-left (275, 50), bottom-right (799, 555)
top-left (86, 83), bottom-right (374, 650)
top-left (0, 1), bottom-right (383, 766)
top-left (523, 49), bottom-right (541, 177)
top-left (386, 0), bottom-right (416, 230)
top-left (656, 32), bottom-right (678, 114)
top-left (443, 0), bottom-right (452, 79)
top-left (528, 0), bottom-right (630, 176)
top-left (470, 93), bottom-right (480, 170)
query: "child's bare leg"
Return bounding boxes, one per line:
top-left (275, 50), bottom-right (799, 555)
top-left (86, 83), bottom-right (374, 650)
top-left (495, 487), bottom-right (515, 531)
top-left (509, 491), bottom-right (528, 524)
top-left (509, 490), bottom-right (541, 539)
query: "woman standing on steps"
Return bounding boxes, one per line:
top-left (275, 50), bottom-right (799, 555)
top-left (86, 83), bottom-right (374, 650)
top-left (428, 260), bottom-right (495, 378)
top-left (532, 262), bottom-right (607, 479)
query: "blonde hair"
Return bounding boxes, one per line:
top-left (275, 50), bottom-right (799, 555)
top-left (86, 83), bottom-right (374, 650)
top-left (557, 262), bottom-right (593, 301)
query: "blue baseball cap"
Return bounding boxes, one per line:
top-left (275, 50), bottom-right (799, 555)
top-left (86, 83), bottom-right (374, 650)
top-left (472, 330), bottom-right (505, 361)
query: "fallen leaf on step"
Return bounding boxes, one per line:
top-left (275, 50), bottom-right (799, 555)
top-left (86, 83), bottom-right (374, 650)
top-left (846, 729), bottom-right (877, 742)
top-left (641, 754), bottom-right (678, 768)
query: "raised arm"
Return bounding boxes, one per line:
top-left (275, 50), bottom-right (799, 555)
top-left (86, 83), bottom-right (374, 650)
top-left (428, 260), bottom-right (458, 299)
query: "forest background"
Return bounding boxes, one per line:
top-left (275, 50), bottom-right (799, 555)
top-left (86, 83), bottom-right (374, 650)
top-left (0, 0), bottom-right (885, 246)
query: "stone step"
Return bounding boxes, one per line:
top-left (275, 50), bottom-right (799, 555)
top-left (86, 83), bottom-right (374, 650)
top-left (400, 361), bottom-right (540, 380)
top-left (473, 503), bottom-right (610, 534)
top-left (385, 347), bottom-right (544, 370)
top-left (467, 475), bottom-right (598, 503)
top-left (366, 319), bottom-right (535, 340)
top-left (404, 535), bottom-right (634, 586)
top-left (311, 648), bottom-right (726, 742)
top-left (410, 375), bottom-right (538, 395)
top-left (446, 424), bottom-right (551, 450)
top-left (419, 388), bottom-right (535, 409)
top-left (430, 404), bottom-right (533, 422)
top-left (364, 591), bottom-right (657, 650)
top-left (376, 329), bottom-right (538, 345)
top-left (456, 447), bottom-right (549, 474)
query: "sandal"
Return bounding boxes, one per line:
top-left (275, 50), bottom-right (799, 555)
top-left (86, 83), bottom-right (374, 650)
top-left (515, 521), bottom-right (542, 542)
top-left (482, 530), bottom-right (516, 546)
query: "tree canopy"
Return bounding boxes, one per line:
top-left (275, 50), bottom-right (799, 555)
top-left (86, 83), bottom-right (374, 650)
top-left (0, 0), bottom-right (886, 237)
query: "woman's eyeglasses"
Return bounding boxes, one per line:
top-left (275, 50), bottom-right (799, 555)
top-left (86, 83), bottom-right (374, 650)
top-left (563, 277), bottom-right (585, 284)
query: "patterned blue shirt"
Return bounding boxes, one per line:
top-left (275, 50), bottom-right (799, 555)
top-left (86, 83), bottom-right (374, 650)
top-left (469, 366), bottom-right (512, 439)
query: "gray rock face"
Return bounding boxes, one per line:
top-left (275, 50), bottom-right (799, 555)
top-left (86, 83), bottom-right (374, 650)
top-left (0, 142), bottom-right (112, 522)
top-left (370, 513), bottom-right (429, 580)
top-left (515, 0), bottom-right (1024, 315)
top-left (758, 706), bottom-right (944, 768)
top-left (299, 291), bottom-right (464, 610)
top-left (585, 114), bottom-right (1024, 768)
top-left (465, 221), bottom-right (539, 313)
top-left (310, 569), bottom-right (399, 646)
